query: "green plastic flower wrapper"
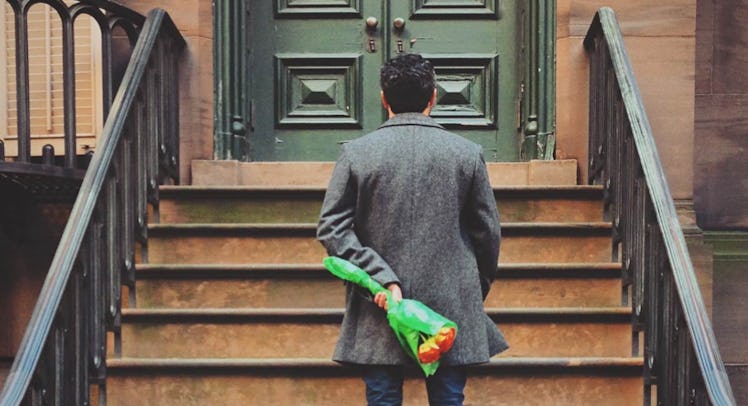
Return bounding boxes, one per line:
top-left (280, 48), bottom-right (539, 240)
top-left (323, 256), bottom-right (458, 376)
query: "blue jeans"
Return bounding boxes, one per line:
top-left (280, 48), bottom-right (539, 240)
top-left (362, 365), bottom-right (467, 406)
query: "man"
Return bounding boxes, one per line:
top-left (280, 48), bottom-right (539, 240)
top-left (317, 54), bottom-right (507, 405)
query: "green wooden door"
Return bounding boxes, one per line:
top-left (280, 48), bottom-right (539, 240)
top-left (249, 1), bottom-right (519, 161)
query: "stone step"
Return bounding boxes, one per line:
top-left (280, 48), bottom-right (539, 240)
top-left (106, 357), bottom-right (643, 406)
top-left (157, 185), bottom-right (604, 224)
top-left (191, 160), bottom-right (580, 187)
top-left (117, 308), bottom-right (632, 359)
top-left (134, 263), bottom-right (623, 309)
top-left (145, 222), bottom-right (613, 265)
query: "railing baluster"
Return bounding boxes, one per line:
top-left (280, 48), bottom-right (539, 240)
top-left (13, 5), bottom-right (31, 162)
top-left (105, 173), bottom-right (121, 330)
top-left (74, 261), bottom-right (90, 405)
top-left (100, 17), bottom-right (113, 121)
top-left (146, 72), bottom-right (159, 206)
top-left (89, 219), bottom-right (106, 379)
top-left (62, 12), bottom-right (77, 168)
top-left (121, 131), bottom-right (136, 288)
top-left (135, 100), bottom-right (149, 243)
top-left (678, 318), bottom-right (692, 405)
top-left (166, 38), bottom-right (180, 181)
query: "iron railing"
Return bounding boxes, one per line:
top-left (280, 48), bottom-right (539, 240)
top-left (0, 5), bottom-right (184, 404)
top-left (2, 0), bottom-right (148, 168)
top-left (584, 8), bottom-right (735, 406)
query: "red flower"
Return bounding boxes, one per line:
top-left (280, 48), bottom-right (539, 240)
top-left (417, 338), bottom-right (441, 364)
top-left (434, 327), bottom-right (456, 353)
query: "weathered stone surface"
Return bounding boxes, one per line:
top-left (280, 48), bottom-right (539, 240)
top-left (624, 36), bottom-right (696, 200)
top-left (695, 0), bottom-right (714, 95)
top-left (157, 186), bottom-right (603, 224)
top-left (557, 1), bottom-right (696, 200)
top-left (146, 230), bottom-right (612, 265)
top-left (118, 0), bottom-right (212, 38)
top-left (555, 37), bottom-right (589, 183)
top-left (136, 276), bottom-right (347, 309)
top-left (177, 36), bottom-right (214, 183)
top-left (135, 273), bottom-right (621, 309)
top-left (107, 369), bottom-right (643, 406)
top-left (694, 95), bottom-right (748, 228)
top-left (713, 1), bottom-right (748, 94)
top-left (567, 0), bottom-right (696, 37)
top-left (119, 312), bottom-right (631, 359)
top-left (528, 160), bottom-right (578, 185)
top-left (726, 364), bottom-right (748, 406)
top-left (491, 277), bottom-right (620, 308)
top-left (190, 161), bottom-right (581, 187)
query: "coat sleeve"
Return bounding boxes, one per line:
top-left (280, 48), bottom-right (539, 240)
top-left (317, 147), bottom-right (401, 287)
top-left (465, 150), bottom-right (501, 299)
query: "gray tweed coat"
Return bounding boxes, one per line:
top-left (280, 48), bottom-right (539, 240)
top-left (317, 112), bottom-right (508, 366)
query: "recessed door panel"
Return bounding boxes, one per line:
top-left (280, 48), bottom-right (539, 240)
top-left (275, 0), bottom-right (362, 17)
top-left (412, 0), bottom-right (499, 17)
top-left (275, 54), bottom-right (363, 127)
top-left (249, 0), bottom-right (519, 161)
top-left (427, 54), bottom-right (498, 127)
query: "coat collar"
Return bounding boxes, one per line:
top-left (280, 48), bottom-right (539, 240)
top-left (377, 112), bottom-right (445, 130)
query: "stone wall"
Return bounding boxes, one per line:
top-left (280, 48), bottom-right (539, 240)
top-left (118, 0), bottom-right (214, 184)
top-left (557, 1), bottom-right (696, 200)
top-left (0, 193), bottom-right (70, 358)
top-left (695, 0), bottom-right (748, 229)
top-left (695, 1), bottom-right (748, 401)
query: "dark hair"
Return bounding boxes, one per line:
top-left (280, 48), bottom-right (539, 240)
top-left (380, 54), bottom-right (435, 114)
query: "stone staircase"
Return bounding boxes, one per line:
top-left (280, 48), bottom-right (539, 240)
top-left (106, 162), bottom-right (644, 405)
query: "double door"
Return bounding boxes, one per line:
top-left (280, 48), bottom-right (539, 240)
top-left (249, 1), bottom-right (519, 161)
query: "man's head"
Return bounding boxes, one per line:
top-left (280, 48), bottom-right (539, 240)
top-left (380, 54), bottom-right (436, 115)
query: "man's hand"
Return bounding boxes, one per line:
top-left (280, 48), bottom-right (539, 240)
top-left (374, 283), bottom-right (402, 311)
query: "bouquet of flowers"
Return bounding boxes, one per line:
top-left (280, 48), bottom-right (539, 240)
top-left (323, 256), bottom-right (458, 376)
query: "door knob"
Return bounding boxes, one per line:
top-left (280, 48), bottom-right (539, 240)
top-left (393, 17), bottom-right (405, 30)
top-left (366, 16), bottom-right (378, 29)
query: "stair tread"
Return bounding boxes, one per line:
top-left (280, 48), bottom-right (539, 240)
top-left (107, 356), bottom-right (644, 369)
top-left (136, 262), bottom-right (621, 272)
top-left (159, 185), bottom-right (604, 194)
top-left (148, 222), bottom-right (613, 231)
top-left (121, 307), bottom-right (632, 318)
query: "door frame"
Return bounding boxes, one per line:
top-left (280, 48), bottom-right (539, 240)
top-left (212, 0), bottom-right (556, 162)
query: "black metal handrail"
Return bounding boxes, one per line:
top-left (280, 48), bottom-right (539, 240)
top-left (0, 6), bottom-right (183, 404)
top-left (584, 8), bottom-right (735, 406)
top-left (2, 0), bottom-right (145, 167)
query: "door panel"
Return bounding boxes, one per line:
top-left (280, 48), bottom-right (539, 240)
top-left (389, 0), bottom-right (519, 161)
top-left (249, 0), bottom-right (518, 161)
top-left (251, 1), bottom-right (382, 161)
